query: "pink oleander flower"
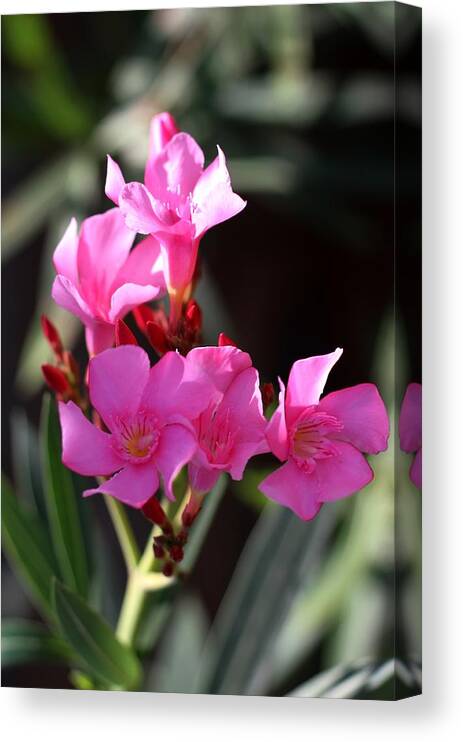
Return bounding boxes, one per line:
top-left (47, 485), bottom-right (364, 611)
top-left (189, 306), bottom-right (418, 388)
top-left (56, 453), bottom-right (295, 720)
top-left (399, 382), bottom-right (422, 489)
top-left (58, 345), bottom-right (213, 507)
top-left (105, 112), bottom-right (246, 315)
top-left (259, 348), bottom-right (389, 520)
top-left (186, 345), bottom-right (268, 495)
top-left (52, 208), bottom-right (165, 355)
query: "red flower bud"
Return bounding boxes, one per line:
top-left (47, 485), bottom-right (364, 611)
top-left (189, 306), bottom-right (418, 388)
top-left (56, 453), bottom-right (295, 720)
top-left (218, 332), bottom-right (237, 348)
top-left (162, 561), bottom-right (174, 577)
top-left (41, 364), bottom-right (69, 395)
top-left (185, 300), bottom-right (202, 333)
top-left (170, 545), bottom-right (184, 563)
top-left (141, 496), bottom-right (166, 526)
top-left (261, 382), bottom-right (275, 409)
top-left (146, 321), bottom-right (170, 356)
top-left (153, 543), bottom-right (165, 559)
top-left (62, 350), bottom-right (80, 384)
top-left (132, 304), bottom-right (157, 335)
top-left (41, 315), bottom-right (63, 358)
top-left (115, 319), bottom-right (137, 346)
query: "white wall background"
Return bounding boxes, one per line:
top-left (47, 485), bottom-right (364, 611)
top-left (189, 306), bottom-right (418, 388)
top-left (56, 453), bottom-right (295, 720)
top-left (1, 1), bottom-right (462, 740)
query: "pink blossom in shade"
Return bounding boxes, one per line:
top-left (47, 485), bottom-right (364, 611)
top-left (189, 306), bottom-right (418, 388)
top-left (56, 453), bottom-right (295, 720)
top-left (58, 346), bottom-right (214, 507)
top-left (399, 382), bottom-right (422, 489)
top-left (185, 346), bottom-right (269, 495)
top-left (51, 208), bottom-right (165, 355)
top-left (105, 113), bottom-right (246, 296)
top-left (259, 349), bottom-right (390, 521)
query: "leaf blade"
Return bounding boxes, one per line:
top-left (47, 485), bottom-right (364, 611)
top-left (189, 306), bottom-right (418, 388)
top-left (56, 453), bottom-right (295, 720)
top-left (1, 475), bottom-right (58, 619)
top-left (52, 579), bottom-right (142, 690)
top-left (40, 394), bottom-right (90, 597)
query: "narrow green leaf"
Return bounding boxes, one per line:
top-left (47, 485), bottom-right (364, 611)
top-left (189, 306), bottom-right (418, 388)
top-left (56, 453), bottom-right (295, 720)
top-left (288, 659), bottom-right (401, 699)
top-left (11, 409), bottom-right (47, 519)
top-left (199, 502), bottom-right (337, 695)
top-left (1, 619), bottom-right (72, 668)
top-left (1, 476), bottom-right (58, 619)
top-left (148, 593), bottom-right (208, 693)
top-left (52, 579), bottom-right (141, 690)
top-left (40, 394), bottom-right (89, 597)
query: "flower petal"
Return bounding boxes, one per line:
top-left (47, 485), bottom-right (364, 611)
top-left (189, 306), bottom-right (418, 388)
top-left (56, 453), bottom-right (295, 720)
top-left (222, 367), bottom-right (266, 440)
top-left (144, 112), bottom-right (179, 190)
top-left (53, 218), bottom-right (79, 284)
top-left (51, 275), bottom-right (93, 326)
top-left (186, 345), bottom-right (252, 396)
top-left (85, 322), bottom-right (115, 356)
top-left (315, 441), bottom-right (373, 502)
top-left (155, 424), bottom-right (197, 500)
top-left (319, 383), bottom-right (389, 454)
top-left (188, 462), bottom-right (221, 495)
top-left (266, 377), bottom-right (289, 461)
top-left (148, 132), bottom-right (204, 203)
top-left (399, 382), bottom-right (422, 453)
top-left (77, 209), bottom-right (136, 312)
top-left (259, 460), bottom-right (322, 521)
top-left (112, 235), bottom-right (165, 293)
top-left (156, 230), bottom-right (198, 293)
top-left (286, 348), bottom-right (343, 422)
top-left (59, 400), bottom-right (121, 476)
top-left (148, 112), bottom-right (179, 157)
top-left (89, 345), bottom-right (150, 430)
top-left (119, 182), bottom-right (162, 234)
top-left (192, 146), bottom-right (246, 237)
top-left (108, 283), bottom-right (161, 324)
top-left (84, 463), bottom-right (159, 508)
top-left (141, 351), bottom-right (213, 423)
top-left (105, 155), bottom-right (126, 205)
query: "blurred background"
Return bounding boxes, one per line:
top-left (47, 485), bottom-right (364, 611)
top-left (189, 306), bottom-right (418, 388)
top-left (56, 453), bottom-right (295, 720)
top-left (2, 2), bottom-right (421, 698)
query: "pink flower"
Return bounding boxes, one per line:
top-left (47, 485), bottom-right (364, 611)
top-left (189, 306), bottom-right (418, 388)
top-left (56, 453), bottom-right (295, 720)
top-left (186, 345), bottom-right (268, 494)
top-left (52, 208), bottom-right (165, 355)
top-left (399, 382), bottom-right (422, 489)
top-left (58, 345), bottom-right (214, 507)
top-left (105, 112), bottom-right (246, 310)
top-left (259, 349), bottom-right (389, 520)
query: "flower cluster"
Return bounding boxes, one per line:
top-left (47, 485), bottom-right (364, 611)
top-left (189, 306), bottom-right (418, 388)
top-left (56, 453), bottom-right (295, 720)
top-left (43, 112), bottom-right (391, 555)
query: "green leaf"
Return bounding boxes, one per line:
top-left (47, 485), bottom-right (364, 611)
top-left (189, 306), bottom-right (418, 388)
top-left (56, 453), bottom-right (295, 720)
top-left (198, 502), bottom-right (337, 695)
top-left (1, 475), bottom-right (58, 619)
top-left (1, 619), bottom-right (72, 668)
top-left (11, 409), bottom-right (47, 519)
top-left (148, 592), bottom-right (208, 693)
top-left (40, 394), bottom-right (90, 597)
top-left (52, 579), bottom-right (141, 690)
top-left (287, 658), bottom-right (417, 700)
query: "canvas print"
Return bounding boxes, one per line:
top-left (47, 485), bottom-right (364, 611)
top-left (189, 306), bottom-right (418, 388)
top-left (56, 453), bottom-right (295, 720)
top-left (1, 2), bottom-right (422, 700)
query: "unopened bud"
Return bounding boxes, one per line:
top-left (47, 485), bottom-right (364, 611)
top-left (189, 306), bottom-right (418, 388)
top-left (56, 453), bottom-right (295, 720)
top-left (185, 300), bottom-right (202, 333)
top-left (63, 350), bottom-right (80, 385)
top-left (41, 364), bottom-right (70, 395)
top-left (141, 496), bottom-right (166, 526)
top-left (261, 382), bottom-right (275, 409)
top-left (218, 332), bottom-right (237, 348)
top-left (170, 545), bottom-right (184, 563)
top-left (115, 319), bottom-right (137, 346)
top-left (41, 315), bottom-right (64, 358)
top-left (162, 561), bottom-right (174, 577)
top-left (153, 543), bottom-right (165, 559)
top-left (146, 321), bottom-right (169, 355)
top-left (132, 304), bottom-right (156, 334)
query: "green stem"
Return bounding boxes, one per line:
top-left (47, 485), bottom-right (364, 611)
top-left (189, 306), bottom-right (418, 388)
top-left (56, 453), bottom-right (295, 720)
top-left (103, 495), bottom-right (140, 572)
top-left (115, 526), bottom-right (164, 646)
